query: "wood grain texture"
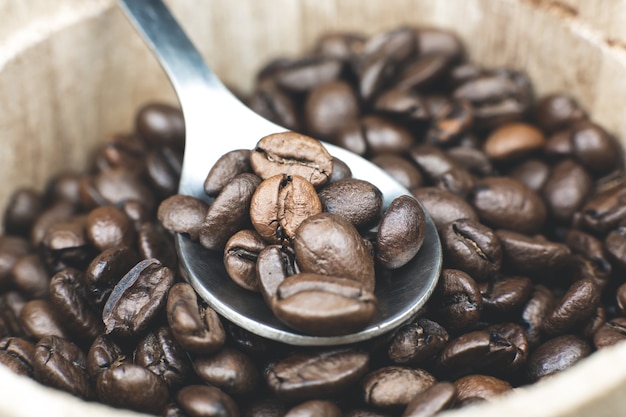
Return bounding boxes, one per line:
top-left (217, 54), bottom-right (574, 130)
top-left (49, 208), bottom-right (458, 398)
top-left (1, 1), bottom-right (626, 416)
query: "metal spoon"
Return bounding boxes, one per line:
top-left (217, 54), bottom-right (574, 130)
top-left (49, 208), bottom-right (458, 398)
top-left (117, 0), bottom-right (442, 346)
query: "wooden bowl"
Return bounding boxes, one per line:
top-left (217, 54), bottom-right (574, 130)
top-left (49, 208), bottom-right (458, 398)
top-left (2, 1), bottom-right (626, 416)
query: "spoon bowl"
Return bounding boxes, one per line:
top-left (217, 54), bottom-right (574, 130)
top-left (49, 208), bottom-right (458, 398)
top-left (118, 0), bottom-right (442, 346)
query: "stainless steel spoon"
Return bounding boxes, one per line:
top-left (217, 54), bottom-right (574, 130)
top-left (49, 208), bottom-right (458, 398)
top-left (117, 0), bottom-right (442, 346)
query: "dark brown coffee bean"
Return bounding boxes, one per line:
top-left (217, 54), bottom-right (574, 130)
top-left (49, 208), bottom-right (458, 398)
top-left (0, 337), bottom-right (34, 376)
top-left (84, 246), bottom-right (140, 306)
top-left (285, 400), bottom-right (342, 417)
top-left (388, 318), bottom-right (449, 365)
top-left (89, 168), bottom-right (156, 211)
top-left (542, 278), bottom-right (601, 335)
top-left (135, 102), bottom-right (185, 150)
top-left (362, 366), bottom-right (436, 409)
top-left (535, 93), bottom-right (587, 133)
top-left (86, 334), bottom-right (125, 378)
top-left (479, 276), bottom-right (533, 317)
top-left (3, 188), bottom-right (42, 237)
top-left (318, 179), bottom-right (382, 229)
top-left (441, 219), bottom-right (502, 281)
top-left (401, 382), bottom-right (456, 417)
top-left (508, 159), bottom-right (551, 192)
top-left (594, 317), bottom-right (626, 349)
top-left (41, 216), bottom-right (88, 252)
top-left (96, 133), bottom-right (147, 174)
top-left (273, 273), bottom-right (376, 336)
top-left (333, 120), bottom-right (368, 156)
top-left (20, 299), bottom-right (68, 339)
top-left (163, 403), bottom-right (188, 417)
top-left (496, 230), bottom-right (571, 275)
top-left (43, 171), bottom-right (82, 206)
top-left (361, 115), bottom-right (415, 156)
top-left (145, 146), bottom-right (183, 197)
top-left (446, 147), bottom-right (494, 178)
top-left (425, 99), bottom-right (473, 147)
top-left (373, 88), bottom-right (430, 124)
top-left (571, 121), bottom-right (622, 175)
top-left (453, 374), bottom-right (512, 403)
top-left (605, 226), bottom-right (626, 269)
top-left (200, 173), bottom-right (262, 250)
top-left (0, 236), bottom-right (31, 290)
top-left (166, 282), bottom-right (226, 354)
top-left (134, 326), bottom-right (191, 389)
top-left (0, 291), bottom-right (26, 337)
top-left (204, 149), bottom-right (252, 197)
top-left (484, 122), bottom-right (545, 162)
top-left (193, 347), bottom-right (260, 396)
top-left (371, 154), bottom-right (423, 190)
top-left (580, 306), bottom-right (606, 339)
top-left (33, 336), bottom-right (93, 399)
top-left (242, 397), bottom-right (288, 417)
top-left (521, 285), bottom-right (555, 347)
top-left (417, 27), bottom-right (464, 62)
top-left (10, 253), bottom-right (49, 299)
top-left (376, 195), bottom-right (426, 269)
top-left (329, 157), bottom-right (352, 183)
top-left (564, 230), bottom-right (612, 286)
top-left (223, 229), bottom-right (267, 291)
top-left (256, 245), bottom-right (297, 304)
top-left (250, 132), bottom-right (333, 187)
top-left (177, 385), bottom-right (240, 417)
top-left (579, 185), bottom-right (626, 234)
top-left (294, 213), bottom-right (375, 291)
top-left (469, 177), bottom-right (546, 234)
top-left (265, 349), bottom-right (369, 401)
top-left (86, 205), bottom-right (135, 252)
top-left (250, 174), bottom-right (322, 244)
top-left (305, 80), bottom-right (360, 140)
top-left (542, 159), bottom-right (592, 223)
top-left (248, 83), bottom-right (300, 132)
top-left (158, 194), bottom-right (209, 241)
top-left (274, 57), bottom-right (343, 93)
top-left (138, 222), bottom-right (178, 270)
top-left (527, 335), bottom-right (591, 382)
top-left (97, 363), bottom-right (169, 414)
top-left (411, 187), bottom-right (478, 231)
top-left (49, 268), bottom-right (103, 342)
top-left (30, 200), bottom-right (76, 247)
top-left (393, 53), bottom-right (452, 92)
top-left (102, 258), bottom-right (174, 337)
top-left (429, 269), bottom-right (482, 333)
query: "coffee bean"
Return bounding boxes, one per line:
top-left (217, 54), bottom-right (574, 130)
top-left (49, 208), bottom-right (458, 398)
top-left (446, 146), bottom-right (494, 178)
top-left (542, 278), bottom-right (601, 335)
top-left (605, 226), bottom-right (626, 269)
top-left (496, 230), bottom-right (571, 275)
top-left (3, 188), bottom-right (42, 237)
top-left (594, 317), bottom-right (626, 349)
top-left (84, 246), bottom-right (140, 306)
top-left (242, 397), bottom-right (288, 417)
top-left (102, 259), bottom-right (174, 337)
top-left (570, 121), bottom-right (622, 175)
top-left (526, 335), bottom-right (591, 382)
top-left (508, 159), bottom-right (551, 192)
top-left (318, 178), bottom-right (382, 229)
top-left (520, 285), bottom-right (555, 348)
top-left (0, 291), bottom-right (26, 337)
top-left (535, 93), bottom-right (587, 133)
top-left (248, 83), bottom-right (300, 132)
top-left (176, 385), bottom-right (240, 417)
top-left (10, 253), bottom-right (49, 299)
top-left (453, 374), bottom-right (512, 404)
top-left (373, 88), bottom-right (430, 124)
top-left (429, 269), bottom-right (482, 333)
top-left (0, 236), bottom-right (31, 290)
top-left (411, 187), bottom-right (478, 231)
top-left (564, 229), bottom-right (612, 286)
top-left (314, 32), bottom-right (366, 61)
top-left (43, 171), bottom-right (83, 206)
top-left (30, 200), bottom-right (76, 247)
top-left (479, 276), bottom-right (533, 318)
top-left (542, 159), bottom-right (592, 223)
top-left (273, 273), bottom-right (376, 336)
top-left (135, 102), bottom-right (185, 150)
top-left (158, 194), bottom-right (209, 241)
top-left (484, 122), bottom-right (545, 162)
top-left (223, 229), bottom-right (267, 291)
top-left (166, 282), bottom-right (226, 354)
top-left (371, 154), bottom-right (423, 190)
top-left (329, 157), bottom-right (352, 183)
top-left (0, 336), bottom-right (34, 377)
top-left (285, 400), bottom-right (343, 417)
top-left (265, 349), bottom-right (369, 401)
top-left (145, 146), bottom-right (183, 197)
top-left (362, 366), bottom-right (436, 409)
top-left (401, 382), bottom-right (456, 417)
top-left (579, 185), bottom-right (626, 234)
top-left (425, 99), bottom-right (473, 147)
top-left (20, 299), bottom-right (68, 339)
top-left (275, 57), bottom-right (344, 93)
top-left (417, 27), bottom-right (464, 62)
top-left (361, 115), bottom-right (415, 156)
top-left (193, 347), bottom-right (260, 396)
top-left (86, 334), bottom-right (126, 378)
top-left (388, 318), bottom-right (449, 365)
top-left (305, 80), bottom-right (360, 140)
top-left (88, 168), bottom-right (156, 211)
top-left (256, 245), bottom-right (296, 304)
top-left (138, 222), bottom-right (178, 270)
top-left (204, 149), bottom-right (252, 197)
top-left (86, 205), bottom-right (135, 252)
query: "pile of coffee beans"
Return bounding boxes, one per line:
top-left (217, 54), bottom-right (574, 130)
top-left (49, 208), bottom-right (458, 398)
top-left (1, 24), bottom-right (625, 417)
top-left (158, 131), bottom-right (425, 336)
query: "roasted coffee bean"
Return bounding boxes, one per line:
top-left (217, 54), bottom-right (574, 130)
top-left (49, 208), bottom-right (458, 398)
top-left (605, 226), bottom-right (626, 269)
top-left (102, 258), bottom-right (174, 337)
top-left (375, 195), bottom-right (425, 269)
top-left (204, 149), bottom-right (252, 197)
top-left (520, 285), bottom-right (555, 347)
top-left (570, 121), bottom-right (622, 175)
top-left (265, 349), bottom-right (369, 401)
top-left (10, 253), bottom-right (49, 299)
top-left (401, 382), bottom-right (456, 417)
top-left (135, 102), bottom-right (185, 150)
top-left (86, 205), bottom-right (135, 251)
top-left (388, 318), bottom-right (449, 365)
top-left (359, 115), bottom-right (415, 156)
top-left (177, 385), bottom-right (240, 417)
top-left (305, 80), bottom-right (360, 140)
top-left (318, 178), bottom-right (382, 229)
top-left (33, 336), bottom-right (93, 399)
top-left (250, 174), bottom-right (322, 244)
top-left (484, 122), bottom-right (545, 162)
top-left (446, 146), bottom-right (493, 178)
top-left (273, 273), bottom-right (376, 336)
top-left (145, 146), bottom-right (183, 197)
top-left (362, 366), bottom-right (436, 409)
top-left (200, 173), bottom-right (262, 250)
top-left (594, 317), bottom-right (626, 349)
top-left (564, 230), bottom-right (612, 285)
top-left (496, 230), bottom-right (570, 275)
top-left (248, 83), bottom-right (300, 132)
top-left (193, 347), bottom-right (260, 396)
top-left (479, 276), bottom-right (533, 317)
top-left (417, 27), bottom-right (464, 62)
top-left (256, 245), bottom-right (296, 304)
top-left (334, 120), bottom-right (368, 156)
top-left (429, 269), bottom-right (482, 333)
top-left (294, 213), bottom-right (375, 291)
top-left (163, 403), bottom-right (188, 417)
top-left (138, 221), bottom-right (178, 269)
top-left (373, 88), bottom-right (430, 124)
top-left (534, 93), bottom-right (587, 133)
top-left (329, 157), bottom-right (352, 183)
top-left (243, 397), bottom-right (288, 417)
top-left (87, 168), bottom-right (156, 211)
top-left (20, 299), bottom-right (68, 339)
top-left (542, 278), bottom-right (601, 335)
top-left (3, 188), bottom-right (42, 237)
top-left (580, 306), bottom-right (606, 339)
top-left (578, 185), bottom-right (626, 234)
top-left (425, 99), bottom-right (473, 146)
top-left (41, 215), bottom-right (88, 253)
top-left (314, 32), bottom-right (366, 61)
top-left (469, 177), bottom-right (546, 234)
top-left (134, 326), bottom-right (191, 389)
top-left (508, 159), bottom-right (551, 192)
top-left (542, 160), bottom-right (592, 223)
top-left (84, 246), bottom-right (140, 306)
top-left (43, 171), bottom-right (82, 206)
top-left (0, 236), bottom-right (31, 289)
top-left (526, 335), bottom-right (591, 382)
top-left (371, 154), bottom-right (423, 190)
top-left (453, 374), bottom-right (512, 404)
top-left (285, 400), bottom-right (342, 417)
top-left (30, 200), bottom-right (76, 247)
top-left (158, 194), bottom-right (209, 241)
top-left (49, 268), bottom-right (103, 342)
top-left (97, 133), bottom-right (147, 174)
top-left (274, 56), bottom-right (344, 93)
top-left (250, 132), bottom-right (333, 186)
top-left (0, 291), bottom-right (26, 337)
top-left (223, 229), bottom-right (267, 291)
top-left (393, 53), bottom-right (452, 92)
top-left (97, 363), bottom-right (169, 414)
top-left (441, 219), bottom-right (502, 281)
top-left (0, 336), bottom-right (34, 376)
top-left (87, 334), bottom-right (126, 378)
top-left (166, 282), bottom-right (226, 354)
top-left (411, 187), bottom-right (478, 231)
